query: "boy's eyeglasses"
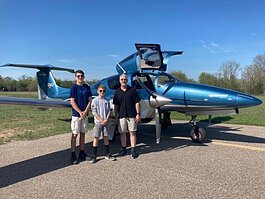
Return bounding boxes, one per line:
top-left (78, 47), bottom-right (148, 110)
top-left (76, 75), bottom-right (84, 78)
top-left (121, 79), bottom-right (127, 81)
top-left (99, 90), bottom-right (106, 93)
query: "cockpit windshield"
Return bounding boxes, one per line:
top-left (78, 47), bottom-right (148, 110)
top-left (134, 72), bottom-right (181, 91)
top-left (156, 73), bottom-right (179, 87)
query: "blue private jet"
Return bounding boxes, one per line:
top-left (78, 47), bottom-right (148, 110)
top-left (0, 43), bottom-right (262, 143)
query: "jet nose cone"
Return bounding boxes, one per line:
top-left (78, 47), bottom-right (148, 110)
top-left (236, 94), bottom-right (262, 107)
top-left (150, 94), bottom-right (172, 108)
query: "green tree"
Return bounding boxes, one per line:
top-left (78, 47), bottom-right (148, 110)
top-left (241, 54), bottom-right (265, 94)
top-left (15, 75), bottom-right (37, 91)
top-left (55, 78), bottom-right (74, 88)
top-left (2, 77), bottom-right (16, 91)
top-left (170, 70), bottom-right (195, 82)
top-left (217, 61), bottom-right (241, 91)
top-left (198, 72), bottom-right (219, 86)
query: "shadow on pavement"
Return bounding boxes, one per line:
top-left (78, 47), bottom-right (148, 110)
top-left (149, 121), bottom-right (265, 144)
top-left (0, 148), bottom-right (70, 188)
top-left (0, 141), bottom-right (119, 188)
top-left (1, 121), bottom-right (264, 188)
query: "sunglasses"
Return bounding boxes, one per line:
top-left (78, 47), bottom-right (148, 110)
top-left (99, 90), bottom-right (106, 93)
top-left (121, 79), bottom-right (127, 81)
top-left (76, 75), bottom-right (84, 78)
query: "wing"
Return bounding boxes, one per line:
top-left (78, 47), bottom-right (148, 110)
top-left (0, 96), bottom-right (71, 107)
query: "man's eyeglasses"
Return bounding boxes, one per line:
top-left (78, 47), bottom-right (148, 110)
top-left (121, 79), bottom-right (127, 81)
top-left (99, 90), bottom-right (106, 93)
top-left (76, 75), bottom-right (84, 78)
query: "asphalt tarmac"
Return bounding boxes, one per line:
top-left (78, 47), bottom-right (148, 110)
top-left (0, 120), bottom-right (264, 199)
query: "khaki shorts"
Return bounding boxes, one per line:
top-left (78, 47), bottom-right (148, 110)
top-left (92, 124), bottom-right (109, 137)
top-left (119, 117), bottom-right (137, 133)
top-left (71, 116), bottom-right (89, 134)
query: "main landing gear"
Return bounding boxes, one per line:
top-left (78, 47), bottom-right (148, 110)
top-left (189, 115), bottom-right (206, 143)
top-left (161, 113), bottom-right (206, 143)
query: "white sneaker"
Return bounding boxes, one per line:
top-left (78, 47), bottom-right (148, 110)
top-left (105, 154), bottom-right (116, 161)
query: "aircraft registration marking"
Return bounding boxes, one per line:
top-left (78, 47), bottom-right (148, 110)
top-left (48, 83), bottom-right (54, 88)
top-left (209, 94), bottom-right (228, 98)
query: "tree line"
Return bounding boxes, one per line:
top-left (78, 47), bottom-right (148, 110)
top-left (198, 53), bottom-right (265, 95)
top-left (169, 53), bottom-right (265, 95)
top-left (0, 75), bottom-right (98, 92)
top-left (1, 53), bottom-right (264, 95)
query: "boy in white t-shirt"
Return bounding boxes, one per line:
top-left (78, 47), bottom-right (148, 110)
top-left (90, 85), bottom-right (116, 163)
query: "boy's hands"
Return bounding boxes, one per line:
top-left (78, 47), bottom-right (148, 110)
top-left (135, 114), bottom-right (141, 123)
top-left (80, 110), bottom-right (88, 119)
top-left (101, 119), bottom-right (108, 126)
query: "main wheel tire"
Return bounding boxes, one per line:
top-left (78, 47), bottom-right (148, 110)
top-left (190, 127), bottom-right (206, 143)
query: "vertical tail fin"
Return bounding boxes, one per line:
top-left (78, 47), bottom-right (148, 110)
top-left (36, 69), bottom-right (71, 100)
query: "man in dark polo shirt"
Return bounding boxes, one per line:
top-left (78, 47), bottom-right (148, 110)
top-left (113, 73), bottom-right (141, 159)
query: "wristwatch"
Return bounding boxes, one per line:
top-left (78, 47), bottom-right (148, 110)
top-left (137, 113), bottom-right (140, 115)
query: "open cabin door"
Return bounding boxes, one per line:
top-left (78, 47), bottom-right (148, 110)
top-left (135, 43), bottom-right (166, 71)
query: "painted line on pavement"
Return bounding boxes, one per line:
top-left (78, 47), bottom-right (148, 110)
top-left (169, 136), bottom-right (265, 152)
top-left (212, 141), bottom-right (265, 152)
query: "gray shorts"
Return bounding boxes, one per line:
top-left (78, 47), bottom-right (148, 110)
top-left (92, 124), bottom-right (109, 137)
top-left (119, 117), bottom-right (137, 133)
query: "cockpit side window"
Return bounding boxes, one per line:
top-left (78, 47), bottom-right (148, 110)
top-left (134, 74), bottom-right (156, 91)
top-left (157, 74), bottom-right (175, 87)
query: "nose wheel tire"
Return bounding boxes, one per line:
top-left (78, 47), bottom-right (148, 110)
top-left (190, 127), bottom-right (206, 143)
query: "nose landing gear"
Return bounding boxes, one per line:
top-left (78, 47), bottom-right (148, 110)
top-left (189, 116), bottom-right (206, 143)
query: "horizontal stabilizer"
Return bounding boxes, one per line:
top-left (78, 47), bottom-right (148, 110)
top-left (1, 63), bottom-right (75, 73)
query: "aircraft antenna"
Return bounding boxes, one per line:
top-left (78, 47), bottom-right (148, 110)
top-left (116, 62), bottom-right (126, 74)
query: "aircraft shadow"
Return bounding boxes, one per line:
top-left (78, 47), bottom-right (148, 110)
top-left (1, 122), bottom-right (264, 188)
top-left (134, 121), bottom-right (265, 157)
top-left (199, 116), bottom-right (233, 124)
top-left (147, 121), bottom-right (265, 144)
top-left (203, 124), bottom-right (265, 143)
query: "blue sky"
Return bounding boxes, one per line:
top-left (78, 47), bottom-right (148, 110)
top-left (1, 0), bottom-right (265, 81)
